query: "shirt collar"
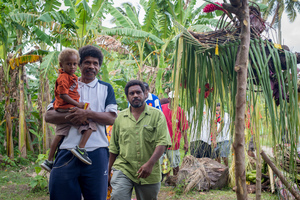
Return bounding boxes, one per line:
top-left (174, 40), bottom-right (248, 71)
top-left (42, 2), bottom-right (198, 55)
top-left (78, 78), bottom-right (98, 88)
top-left (124, 104), bottom-right (151, 119)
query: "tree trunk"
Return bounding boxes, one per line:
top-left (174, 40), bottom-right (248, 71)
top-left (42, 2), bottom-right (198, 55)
top-left (19, 65), bottom-right (26, 157)
top-left (24, 67), bottom-right (33, 151)
top-left (223, 0), bottom-right (250, 199)
top-left (5, 89), bottom-right (14, 159)
top-left (39, 73), bottom-right (52, 153)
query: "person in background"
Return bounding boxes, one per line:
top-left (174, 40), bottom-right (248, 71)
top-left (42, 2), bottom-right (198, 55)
top-left (160, 98), bottom-right (169, 105)
top-left (211, 103), bottom-right (222, 149)
top-left (143, 82), bottom-right (162, 111)
top-left (108, 80), bottom-right (171, 200)
top-left (189, 103), bottom-right (212, 158)
top-left (214, 106), bottom-right (231, 166)
top-left (161, 91), bottom-right (189, 176)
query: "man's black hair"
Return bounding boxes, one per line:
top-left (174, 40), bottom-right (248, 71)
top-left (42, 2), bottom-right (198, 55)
top-left (143, 82), bottom-right (150, 91)
top-left (125, 80), bottom-right (146, 97)
top-left (217, 103), bottom-right (220, 107)
top-left (79, 45), bottom-right (103, 66)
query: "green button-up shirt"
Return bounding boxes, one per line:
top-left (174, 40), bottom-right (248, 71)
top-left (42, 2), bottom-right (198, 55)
top-left (109, 104), bottom-right (171, 185)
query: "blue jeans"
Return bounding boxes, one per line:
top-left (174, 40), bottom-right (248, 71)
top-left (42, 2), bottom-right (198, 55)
top-left (49, 148), bottom-right (109, 200)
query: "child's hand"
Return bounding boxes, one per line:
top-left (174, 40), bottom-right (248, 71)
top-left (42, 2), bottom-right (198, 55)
top-left (77, 102), bottom-right (85, 109)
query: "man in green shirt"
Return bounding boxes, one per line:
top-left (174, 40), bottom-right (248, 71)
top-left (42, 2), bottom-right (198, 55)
top-left (109, 80), bottom-right (171, 200)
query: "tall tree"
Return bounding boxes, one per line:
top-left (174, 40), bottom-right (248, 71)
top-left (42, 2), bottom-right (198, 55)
top-left (222, 0), bottom-right (250, 199)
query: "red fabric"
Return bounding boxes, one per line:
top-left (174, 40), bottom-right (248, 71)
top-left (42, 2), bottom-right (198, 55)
top-left (53, 69), bottom-right (80, 110)
top-left (162, 104), bottom-right (189, 150)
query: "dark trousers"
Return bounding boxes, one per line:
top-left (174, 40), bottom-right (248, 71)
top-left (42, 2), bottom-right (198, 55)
top-left (190, 140), bottom-right (212, 158)
top-left (49, 148), bottom-right (109, 200)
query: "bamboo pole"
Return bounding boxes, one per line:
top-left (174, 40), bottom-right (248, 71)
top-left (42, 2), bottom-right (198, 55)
top-left (261, 150), bottom-right (300, 200)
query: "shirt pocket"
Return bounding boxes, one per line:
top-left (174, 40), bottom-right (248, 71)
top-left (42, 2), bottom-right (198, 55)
top-left (143, 125), bottom-right (156, 143)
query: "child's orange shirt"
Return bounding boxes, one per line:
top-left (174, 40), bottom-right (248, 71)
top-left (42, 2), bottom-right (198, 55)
top-left (53, 69), bottom-right (80, 110)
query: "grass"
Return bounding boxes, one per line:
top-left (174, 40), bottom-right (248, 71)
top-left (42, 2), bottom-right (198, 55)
top-left (0, 164), bottom-right (48, 200)
top-left (157, 185), bottom-right (278, 200)
top-left (0, 161), bottom-right (279, 200)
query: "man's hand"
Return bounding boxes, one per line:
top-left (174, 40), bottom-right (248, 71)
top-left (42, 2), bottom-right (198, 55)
top-left (108, 171), bottom-right (112, 187)
top-left (137, 162), bottom-right (154, 179)
top-left (65, 107), bottom-right (89, 125)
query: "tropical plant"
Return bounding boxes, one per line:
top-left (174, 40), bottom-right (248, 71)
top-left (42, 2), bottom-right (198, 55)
top-left (262, 0), bottom-right (300, 44)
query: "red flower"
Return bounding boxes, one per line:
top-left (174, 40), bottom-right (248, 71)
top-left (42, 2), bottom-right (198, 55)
top-left (203, 2), bottom-right (224, 13)
top-left (198, 83), bottom-right (214, 98)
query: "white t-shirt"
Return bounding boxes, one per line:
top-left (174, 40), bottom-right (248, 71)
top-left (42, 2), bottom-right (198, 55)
top-left (49, 78), bottom-right (118, 151)
top-left (189, 105), bottom-right (212, 144)
top-left (217, 112), bottom-right (230, 142)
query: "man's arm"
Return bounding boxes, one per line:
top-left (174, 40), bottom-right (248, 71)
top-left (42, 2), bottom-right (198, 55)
top-left (66, 108), bottom-right (117, 125)
top-left (137, 145), bottom-right (166, 179)
top-left (45, 109), bottom-right (73, 125)
top-left (45, 107), bottom-right (116, 126)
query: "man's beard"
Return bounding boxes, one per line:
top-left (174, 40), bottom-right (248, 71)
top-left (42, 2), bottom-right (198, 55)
top-left (130, 98), bottom-right (144, 108)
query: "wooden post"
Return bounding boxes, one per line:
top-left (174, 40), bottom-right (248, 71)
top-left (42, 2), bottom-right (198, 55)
top-left (261, 150), bottom-right (300, 200)
top-left (268, 165), bottom-right (275, 193)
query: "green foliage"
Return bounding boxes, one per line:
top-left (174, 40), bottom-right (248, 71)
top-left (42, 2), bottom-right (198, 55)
top-left (1, 155), bottom-right (17, 168)
top-left (29, 167), bottom-right (48, 192)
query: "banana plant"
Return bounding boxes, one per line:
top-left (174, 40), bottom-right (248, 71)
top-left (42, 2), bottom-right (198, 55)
top-left (104, 2), bottom-right (164, 77)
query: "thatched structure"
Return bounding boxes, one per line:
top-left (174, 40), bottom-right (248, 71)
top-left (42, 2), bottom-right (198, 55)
top-left (172, 2), bottom-right (300, 184)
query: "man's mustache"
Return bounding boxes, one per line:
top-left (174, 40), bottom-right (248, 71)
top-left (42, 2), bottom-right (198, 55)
top-left (84, 69), bottom-right (96, 74)
top-left (133, 98), bottom-right (141, 101)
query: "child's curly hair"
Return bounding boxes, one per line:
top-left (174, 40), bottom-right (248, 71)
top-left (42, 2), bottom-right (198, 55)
top-left (58, 48), bottom-right (80, 66)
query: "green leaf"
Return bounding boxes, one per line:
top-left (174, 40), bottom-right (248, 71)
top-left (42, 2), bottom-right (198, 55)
top-left (65, 0), bottom-right (77, 19)
top-left (32, 26), bottom-right (53, 46)
top-left (35, 166), bottom-right (42, 174)
top-left (102, 28), bottom-right (164, 45)
top-left (113, 79), bottom-right (127, 87)
top-left (87, 0), bottom-right (107, 31)
top-left (37, 13), bottom-right (52, 22)
top-left (108, 5), bottom-right (134, 28)
top-left (44, 0), bottom-right (61, 12)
